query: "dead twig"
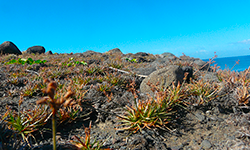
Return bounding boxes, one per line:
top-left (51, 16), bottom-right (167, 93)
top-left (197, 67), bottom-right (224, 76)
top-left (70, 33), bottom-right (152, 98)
top-left (108, 67), bottom-right (148, 78)
top-left (25, 69), bottom-right (39, 76)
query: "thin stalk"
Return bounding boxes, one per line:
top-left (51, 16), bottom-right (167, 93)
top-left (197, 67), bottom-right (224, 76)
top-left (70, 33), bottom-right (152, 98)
top-left (52, 108), bottom-right (57, 150)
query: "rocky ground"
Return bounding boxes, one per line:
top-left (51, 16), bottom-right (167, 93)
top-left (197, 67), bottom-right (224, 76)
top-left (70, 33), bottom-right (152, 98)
top-left (0, 49), bottom-right (250, 150)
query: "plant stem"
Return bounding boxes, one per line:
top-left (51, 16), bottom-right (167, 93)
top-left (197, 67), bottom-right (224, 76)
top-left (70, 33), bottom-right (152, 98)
top-left (52, 110), bottom-right (57, 150)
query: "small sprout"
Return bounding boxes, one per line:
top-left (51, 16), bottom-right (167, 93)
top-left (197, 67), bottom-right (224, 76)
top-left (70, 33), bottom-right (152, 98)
top-left (26, 58), bottom-right (34, 65)
top-left (70, 121), bottom-right (111, 150)
top-left (67, 62), bottom-right (73, 67)
top-left (75, 61), bottom-right (80, 65)
top-left (65, 58), bottom-right (87, 67)
top-left (80, 61), bottom-right (88, 65)
top-left (126, 58), bottom-right (137, 63)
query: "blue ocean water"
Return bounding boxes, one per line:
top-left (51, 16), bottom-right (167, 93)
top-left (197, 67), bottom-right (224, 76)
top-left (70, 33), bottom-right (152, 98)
top-left (203, 55), bottom-right (250, 72)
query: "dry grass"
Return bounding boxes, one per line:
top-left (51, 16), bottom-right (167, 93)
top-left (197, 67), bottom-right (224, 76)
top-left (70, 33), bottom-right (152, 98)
top-left (70, 121), bottom-right (111, 150)
top-left (5, 96), bottom-right (51, 147)
top-left (0, 52), bottom-right (249, 149)
top-left (186, 78), bottom-right (222, 105)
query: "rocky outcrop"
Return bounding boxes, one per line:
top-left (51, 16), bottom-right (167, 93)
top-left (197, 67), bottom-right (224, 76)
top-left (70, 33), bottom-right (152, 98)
top-left (160, 52), bottom-right (175, 58)
top-left (193, 59), bottom-right (210, 70)
top-left (133, 57), bottom-right (172, 76)
top-left (140, 65), bottom-right (193, 94)
top-left (0, 41), bottom-right (22, 55)
top-left (123, 52), bottom-right (155, 63)
top-left (178, 55), bottom-right (210, 71)
top-left (81, 50), bottom-right (102, 57)
top-left (133, 53), bottom-right (210, 76)
top-left (134, 52), bottom-right (149, 57)
top-left (45, 50), bottom-right (53, 55)
top-left (26, 46), bottom-right (45, 54)
top-left (106, 48), bottom-right (123, 55)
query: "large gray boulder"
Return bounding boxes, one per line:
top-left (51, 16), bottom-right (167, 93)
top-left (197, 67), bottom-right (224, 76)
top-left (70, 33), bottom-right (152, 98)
top-left (160, 52), bottom-right (175, 58)
top-left (0, 41), bottom-right (22, 55)
top-left (140, 65), bottom-right (193, 94)
top-left (26, 46), bottom-right (45, 54)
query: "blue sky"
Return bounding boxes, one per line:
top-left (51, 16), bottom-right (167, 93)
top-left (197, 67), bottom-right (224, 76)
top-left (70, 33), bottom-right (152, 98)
top-left (1, 0), bottom-right (250, 59)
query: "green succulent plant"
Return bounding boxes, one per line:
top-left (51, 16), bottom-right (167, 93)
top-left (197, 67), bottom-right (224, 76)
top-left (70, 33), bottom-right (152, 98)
top-left (126, 58), bottom-right (137, 63)
top-left (6, 58), bottom-right (47, 65)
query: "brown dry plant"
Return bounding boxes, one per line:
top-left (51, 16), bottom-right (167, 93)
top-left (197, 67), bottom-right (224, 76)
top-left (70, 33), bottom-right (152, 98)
top-left (36, 78), bottom-right (76, 150)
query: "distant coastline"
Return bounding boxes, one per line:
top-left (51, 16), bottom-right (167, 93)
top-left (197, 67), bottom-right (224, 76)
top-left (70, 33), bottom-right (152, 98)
top-left (203, 55), bottom-right (250, 72)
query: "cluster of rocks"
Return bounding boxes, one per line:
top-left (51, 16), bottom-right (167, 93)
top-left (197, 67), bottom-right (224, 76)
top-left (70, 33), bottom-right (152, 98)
top-left (0, 41), bottom-right (52, 55)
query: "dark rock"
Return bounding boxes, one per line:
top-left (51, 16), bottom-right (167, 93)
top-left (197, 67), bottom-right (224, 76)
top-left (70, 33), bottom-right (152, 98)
top-left (101, 54), bottom-right (109, 60)
top-left (127, 135), bottom-right (148, 149)
top-left (86, 59), bottom-right (101, 65)
top-left (0, 41), bottom-right (22, 55)
top-left (134, 52), bottom-right (149, 57)
top-left (125, 52), bottom-right (156, 63)
top-left (123, 56), bottom-right (148, 63)
top-left (136, 57), bottom-right (147, 63)
top-left (45, 50), bottom-right (53, 55)
top-left (140, 65), bottom-right (193, 94)
top-left (26, 46), bottom-right (45, 54)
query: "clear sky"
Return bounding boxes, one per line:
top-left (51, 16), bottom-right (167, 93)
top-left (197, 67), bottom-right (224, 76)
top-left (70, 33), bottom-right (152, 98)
top-left (1, 0), bottom-right (250, 59)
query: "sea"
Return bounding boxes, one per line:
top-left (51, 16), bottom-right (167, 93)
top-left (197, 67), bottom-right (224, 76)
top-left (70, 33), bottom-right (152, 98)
top-left (202, 55), bottom-right (250, 72)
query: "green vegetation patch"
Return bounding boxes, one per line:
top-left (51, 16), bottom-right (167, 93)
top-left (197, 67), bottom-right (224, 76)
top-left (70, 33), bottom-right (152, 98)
top-left (6, 58), bottom-right (47, 65)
